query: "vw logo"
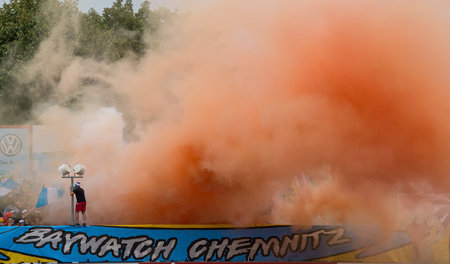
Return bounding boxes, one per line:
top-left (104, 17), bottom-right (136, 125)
top-left (0, 134), bottom-right (22, 156)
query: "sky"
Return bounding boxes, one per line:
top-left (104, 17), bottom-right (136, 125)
top-left (0, 0), bottom-right (181, 13)
top-left (78, 0), bottom-right (147, 12)
top-left (77, 0), bottom-right (180, 12)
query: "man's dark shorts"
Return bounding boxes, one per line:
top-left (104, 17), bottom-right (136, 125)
top-left (76, 202), bottom-right (86, 212)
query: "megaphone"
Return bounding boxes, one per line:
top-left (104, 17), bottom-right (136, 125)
top-left (73, 163), bottom-right (86, 176)
top-left (58, 164), bottom-right (72, 176)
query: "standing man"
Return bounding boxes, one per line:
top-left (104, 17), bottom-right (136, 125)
top-left (70, 182), bottom-right (87, 226)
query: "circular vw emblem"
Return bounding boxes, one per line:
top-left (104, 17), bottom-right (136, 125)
top-left (0, 134), bottom-right (22, 156)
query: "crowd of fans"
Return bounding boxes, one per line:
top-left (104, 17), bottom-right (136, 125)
top-left (0, 205), bottom-right (42, 226)
top-left (0, 178), bottom-right (44, 226)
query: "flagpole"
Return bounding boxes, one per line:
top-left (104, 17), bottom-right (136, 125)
top-left (70, 177), bottom-right (74, 225)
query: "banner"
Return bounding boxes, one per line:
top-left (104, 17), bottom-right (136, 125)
top-left (0, 224), bottom-right (448, 263)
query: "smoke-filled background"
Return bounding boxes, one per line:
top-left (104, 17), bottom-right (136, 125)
top-left (2, 0), bottom-right (450, 226)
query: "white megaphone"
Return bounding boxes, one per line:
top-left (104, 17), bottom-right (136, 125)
top-left (73, 163), bottom-right (86, 176)
top-left (58, 164), bottom-right (72, 176)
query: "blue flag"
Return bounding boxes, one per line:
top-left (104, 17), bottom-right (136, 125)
top-left (36, 185), bottom-right (65, 208)
top-left (0, 179), bottom-right (19, 197)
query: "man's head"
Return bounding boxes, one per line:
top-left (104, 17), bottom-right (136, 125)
top-left (75, 182), bottom-right (81, 188)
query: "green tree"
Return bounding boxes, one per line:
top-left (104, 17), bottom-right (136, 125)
top-left (76, 0), bottom-right (173, 61)
top-left (0, 0), bottom-right (54, 123)
top-left (0, 0), bottom-right (173, 124)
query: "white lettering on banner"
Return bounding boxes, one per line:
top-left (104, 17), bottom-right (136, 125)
top-left (152, 239), bottom-right (178, 261)
top-left (188, 227), bottom-right (352, 261)
top-left (14, 227), bottom-right (177, 261)
top-left (14, 227), bottom-right (351, 261)
top-left (63, 233), bottom-right (85, 254)
top-left (120, 236), bottom-right (149, 259)
top-left (205, 238), bottom-right (229, 260)
top-left (98, 237), bottom-right (121, 257)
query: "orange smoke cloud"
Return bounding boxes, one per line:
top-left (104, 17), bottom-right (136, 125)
top-left (50, 1), bottom-right (450, 225)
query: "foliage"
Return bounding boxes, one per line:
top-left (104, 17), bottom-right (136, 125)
top-left (77, 0), bottom-right (172, 61)
top-left (0, 0), bottom-right (173, 124)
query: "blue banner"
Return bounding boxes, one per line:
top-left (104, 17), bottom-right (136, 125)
top-left (0, 224), bottom-right (447, 263)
